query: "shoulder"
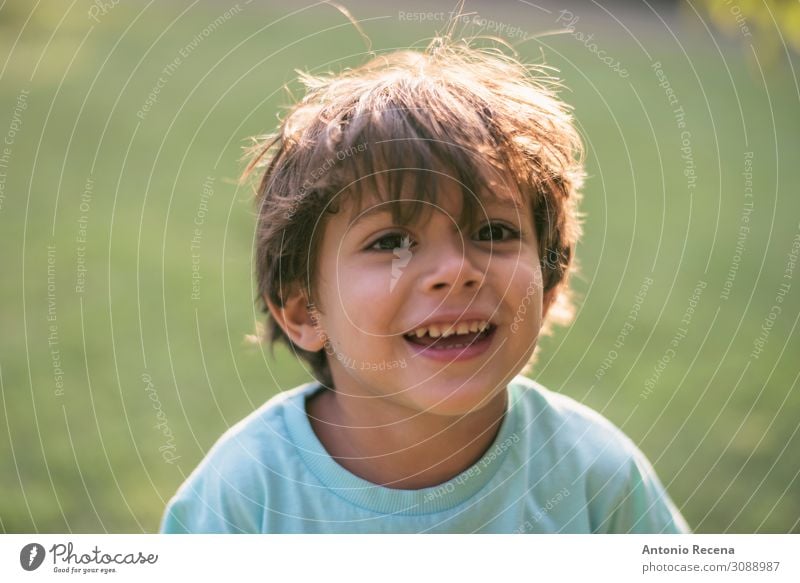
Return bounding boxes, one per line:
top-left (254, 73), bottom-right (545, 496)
top-left (160, 381), bottom-right (318, 533)
top-left (191, 380), bottom-right (315, 482)
top-left (210, 381), bottom-right (315, 459)
top-left (509, 375), bottom-right (690, 533)
top-left (509, 374), bottom-right (641, 466)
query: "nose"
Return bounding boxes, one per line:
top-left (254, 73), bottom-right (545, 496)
top-left (418, 231), bottom-right (484, 294)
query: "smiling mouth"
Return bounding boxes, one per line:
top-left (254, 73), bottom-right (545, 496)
top-left (403, 323), bottom-right (496, 349)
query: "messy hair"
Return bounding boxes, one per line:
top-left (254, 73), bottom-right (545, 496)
top-left (242, 37), bottom-right (584, 389)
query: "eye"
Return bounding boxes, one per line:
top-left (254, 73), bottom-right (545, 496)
top-left (368, 232), bottom-right (414, 252)
top-left (475, 222), bottom-right (520, 242)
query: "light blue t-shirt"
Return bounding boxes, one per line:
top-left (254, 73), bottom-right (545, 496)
top-left (160, 375), bottom-right (690, 533)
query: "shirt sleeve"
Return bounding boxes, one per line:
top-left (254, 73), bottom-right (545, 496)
top-left (600, 444), bottom-right (692, 534)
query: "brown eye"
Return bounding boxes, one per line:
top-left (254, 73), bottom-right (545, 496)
top-left (369, 232), bottom-right (413, 252)
top-left (475, 223), bottom-right (519, 242)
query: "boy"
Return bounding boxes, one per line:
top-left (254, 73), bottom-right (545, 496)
top-left (160, 38), bottom-right (690, 533)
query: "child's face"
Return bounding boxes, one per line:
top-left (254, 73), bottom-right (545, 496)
top-left (308, 175), bottom-right (551, 416)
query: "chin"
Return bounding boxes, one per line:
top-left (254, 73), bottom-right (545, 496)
top-left (405, 375), bottom-right (507, 417)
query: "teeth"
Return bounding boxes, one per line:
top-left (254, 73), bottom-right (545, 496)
top-left (406, 319), bottom-right (491, 339)
top-left (432, 342), bottom-right (469, 349)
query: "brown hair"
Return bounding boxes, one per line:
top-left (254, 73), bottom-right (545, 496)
top-left (242, 37), bottom-right (584, 388)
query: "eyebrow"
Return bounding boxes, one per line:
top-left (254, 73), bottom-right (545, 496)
top-left (350, 205), bottom-right (392, 225)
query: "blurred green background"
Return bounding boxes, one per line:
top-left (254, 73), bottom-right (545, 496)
top-left (1, 0), bottom-right (798, 533)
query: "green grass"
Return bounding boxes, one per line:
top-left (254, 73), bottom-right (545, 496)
top-left (1, 2), bottom-right (798, 533)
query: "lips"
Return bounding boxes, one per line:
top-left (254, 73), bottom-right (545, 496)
top-left (403, 323), bottom-right (497, 362)
top-left (400, 311), bottom-right (498, 359)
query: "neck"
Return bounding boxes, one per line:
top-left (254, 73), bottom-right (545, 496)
top-left (306, 381), bottom-right (508, 490)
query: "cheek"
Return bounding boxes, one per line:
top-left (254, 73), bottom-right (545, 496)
top-left (504, 261), bottom-right (544, 316)
top-left (496, 249), bottom-right (543, 288)
top-left (329, 262), bottom-right (397, 335)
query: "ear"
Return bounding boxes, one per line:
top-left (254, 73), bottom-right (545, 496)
top-left (264, 288), bottom-right (326, 352)
top-left (542, 287), bottom-right (557, 320)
